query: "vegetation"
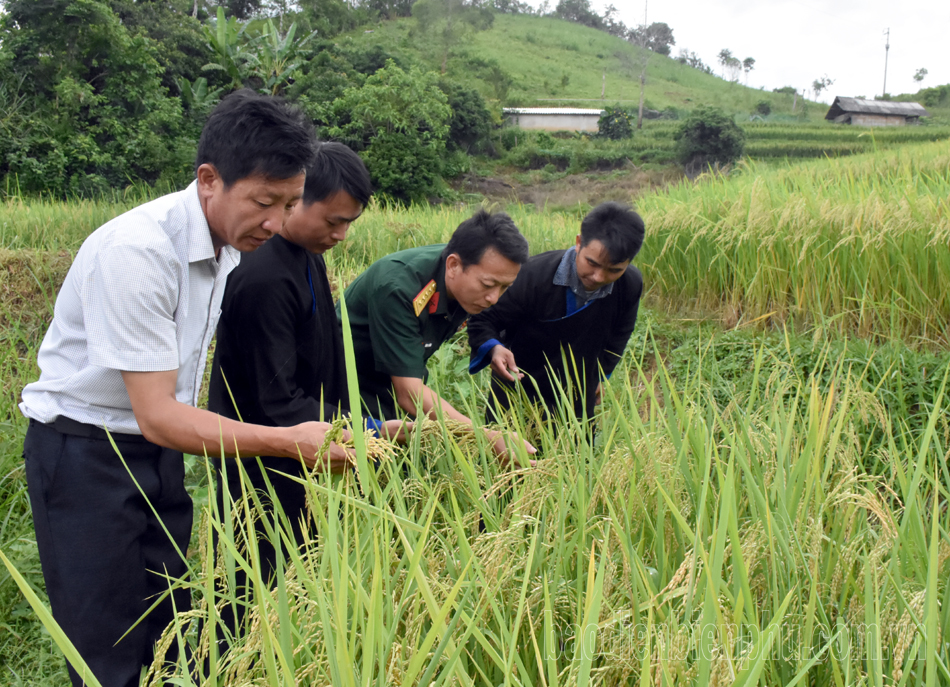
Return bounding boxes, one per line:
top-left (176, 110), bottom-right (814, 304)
top-left (4, 192), bottom-right (950, 681)
top-left (674, 105), bottom-right (745, 168)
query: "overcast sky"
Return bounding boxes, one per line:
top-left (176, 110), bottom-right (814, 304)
top-left (578, 0), bottom-right (948, 103)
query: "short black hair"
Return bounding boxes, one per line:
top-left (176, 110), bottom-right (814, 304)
top-left (195, 89), bottom-right (316, 187)
top-left (303, 142), bottom-right (373, 207)
top-left (443, 210), bottom-right (529, 268)
top-left (580, 202), bottom-right (645, 263)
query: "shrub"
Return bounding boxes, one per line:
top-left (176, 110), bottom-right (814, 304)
top-left (326, 60), bottom-right (450, 203)
top-left (674, 105), bottom-right (745, 169)
top-left (438, 80), bottom-right (493, 154)
top-left (596, 106), bottom-right (633, 140)
top-left (755, 100), bottom-right (772, 116)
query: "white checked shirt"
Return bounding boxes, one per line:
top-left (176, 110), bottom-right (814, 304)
top-left (20, 181), bottom-right (241, 434)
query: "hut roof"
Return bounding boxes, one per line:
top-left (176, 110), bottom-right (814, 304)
top-left (503, 108), bottom-right (605, 116)
top-left (825, 97), bottom-right (929, 120)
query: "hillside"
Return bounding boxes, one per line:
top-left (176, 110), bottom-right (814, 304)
top-left (337, 14), bottom-right (814, 119)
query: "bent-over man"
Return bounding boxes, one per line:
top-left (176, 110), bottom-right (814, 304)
top-left (468, 201), bottom-right (644, 422)
top-left (340, 210), bottom-right (536, 459)
top-left (18, 90), bottom-right (350, 687)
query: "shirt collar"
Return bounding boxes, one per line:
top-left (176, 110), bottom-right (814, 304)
top-left (553, 246), bottom-right (614, 303)
top-left (184, 180), bottom-right (241, 270)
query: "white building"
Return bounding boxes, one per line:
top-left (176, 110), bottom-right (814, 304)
top-left (503, 108), bottom-right (604, 132)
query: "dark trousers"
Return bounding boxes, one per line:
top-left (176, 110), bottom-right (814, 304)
top-left (213, 456), bottom-right (310, 638)
top-left (23, 419), bottom-right (193, 687)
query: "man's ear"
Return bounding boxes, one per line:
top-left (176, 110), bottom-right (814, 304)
top-left (445, 252), bottom-right (462, 275)
top-left (575, 234), bottom-right (583, 251)
top-left (196, 163), bottom-right (221, 198)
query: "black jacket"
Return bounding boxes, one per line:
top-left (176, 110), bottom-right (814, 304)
top-left (208, 234), bottom-right (348, 432)
top-left (468, 249), bottom-right (642, 419)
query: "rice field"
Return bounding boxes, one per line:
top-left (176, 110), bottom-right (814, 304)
top-left (1, 141), bottom-right (950, 684)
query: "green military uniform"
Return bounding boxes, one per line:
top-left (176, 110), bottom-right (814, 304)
top-left (338, 244), bottom-right (469, 419)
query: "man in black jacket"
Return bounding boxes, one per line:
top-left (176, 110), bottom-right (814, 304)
top-left (208, 143), bottom-right (402, 631)
top-left (468, 202), bottom-right (644, 422)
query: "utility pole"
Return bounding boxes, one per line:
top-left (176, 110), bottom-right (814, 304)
top-left (882, 28), bottom-right (890, 98)
top-left (636, 0), bottom-right (648, 129)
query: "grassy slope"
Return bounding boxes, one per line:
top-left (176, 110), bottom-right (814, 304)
top-left (344, 14), bottom-right (811, 117)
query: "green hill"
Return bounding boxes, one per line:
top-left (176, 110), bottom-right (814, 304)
top-left (336, 14), bottom-right (811, 118)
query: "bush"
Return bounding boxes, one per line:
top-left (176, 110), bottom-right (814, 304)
top-left (674, 105), bottom-right (745, 169)
top-left (755, 100), bottom-right (772, 116)
top-left (326, 60), bottom-right (451, 203)
top-left (438, 80), bottom-right (493, 154)
top-left (596, 106), bottom-right (633, 140)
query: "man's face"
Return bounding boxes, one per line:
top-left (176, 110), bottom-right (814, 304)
top-left (574, 235), bottom-right (630, 291)
top-left (281, 190), bottom-right (363, 254)
top-left (197, 163), bottom-right (306, 253)
top-left (445, 247), bottom-right (521, 315)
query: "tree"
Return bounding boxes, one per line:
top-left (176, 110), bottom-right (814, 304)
top-left (674, 104), bottom-right (745, 170)
top-left (439, 80), bottom-right (492, 153)
top-left (676, 49), bottom-right (712, 74)
top-left (914, 67), bottom-right (928, 84)
top-left (812, 74), bottom-right (834, 99)
top-left (0, 0), bottom-right (191, 196)
top-left (327, 60), bottom-right (451, 203)
top-left (554, 0), bottom-right (603, 29)
top-left (597, 106), bottom-right (633, 140)
top-left (742, 57), bottom-right (755, 84)
top-left (630, 22), bottom-right (675, 56)
top-left (717, 49), bottom-right (733, 78)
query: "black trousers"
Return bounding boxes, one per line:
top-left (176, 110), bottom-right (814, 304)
top-left (212, 456), bottom-right (310, 638)
top-left (23, 419), bottom-right (193, 687)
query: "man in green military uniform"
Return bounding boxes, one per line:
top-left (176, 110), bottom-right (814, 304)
top-left (339, 210), bottom-right (535, 458)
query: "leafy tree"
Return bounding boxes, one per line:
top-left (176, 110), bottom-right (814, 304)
top-left (327, 60), bottom-right (451, 203)
top-left (600, 4), bottom-right (628, 38)
top-left (0, 0), bottom-right (191, 196)
top-left (773, 85), bottom-right (797, 96)
top-left (676, 49), bottom-right (712, 74)
top-left (108, 0), bottom-right (216, 95)
top-left (439, 80), bottom-right (493, 153)
top-left (597, 106), bottom-right (633, 140)
top-left (812, 74), bottom-right (834, 99)
top-left (554, 0), bottom-right (603, 29)
top-left (630, 22), bottom-right (675, 56)
top-left (913, 67), bottom-right (928, 84)
top-left (742, 56), bottom-right (755, 83)
top-left (717, 49), bottom-right (733, 78)
top-left (674, 104), bottom-right (745, 169)
top-left (296, 0), bottom-right (367, 37)
top-left (225, 0), bottom-right (263, 20)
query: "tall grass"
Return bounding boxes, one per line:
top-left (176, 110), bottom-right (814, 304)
top-left (16, 329), bottom-right (935, 685)
top-left (638, 141), bottom-right (950, 344)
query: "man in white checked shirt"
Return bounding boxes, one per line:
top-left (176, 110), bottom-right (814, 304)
top-left (19, 90), bottom-right (353, 687)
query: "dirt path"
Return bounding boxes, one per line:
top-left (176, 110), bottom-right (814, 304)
top-left (451, 166), bottom-right (684, 208)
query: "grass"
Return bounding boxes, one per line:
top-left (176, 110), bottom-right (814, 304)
top-left (342, 14), bottom-right (816, 117)
top-left (1, 143), bottom-right (950, 682)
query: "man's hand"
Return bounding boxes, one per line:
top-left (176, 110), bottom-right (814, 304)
top-left (286, 421), bottom-right (354, 473)
top-left (489, 345), bottom-right (523, 382)
top-left (379, 419), bottom-right (413, 444)
top-left (486, 429), bottom-right (537, 467)
top-left (595, 382), bottom-right (603, 406)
